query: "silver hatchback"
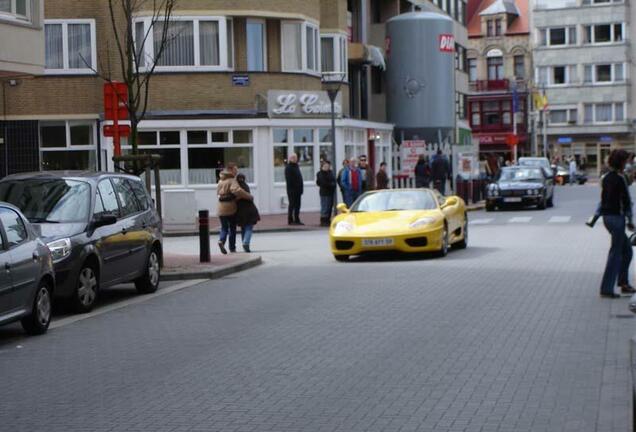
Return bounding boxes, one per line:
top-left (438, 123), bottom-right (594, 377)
top-left (0, 203), bottom-right (55, 335)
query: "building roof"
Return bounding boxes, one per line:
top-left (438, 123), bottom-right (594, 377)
top-left (467, 0), bottom-right (529, 37)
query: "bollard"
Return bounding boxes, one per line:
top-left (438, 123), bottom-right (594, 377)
top-left (199, 210), bottom-right (210, 263)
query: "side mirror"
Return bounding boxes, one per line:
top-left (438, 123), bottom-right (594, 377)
top-left (93, 214), bottom-right (117, 228)
top-left (442, 197), bottom-right (459, 208)
top-left (336, 203), bottom-right (349, 214)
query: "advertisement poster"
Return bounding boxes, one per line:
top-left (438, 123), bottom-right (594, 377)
top-left (400, 140), bottom-right (427, 176)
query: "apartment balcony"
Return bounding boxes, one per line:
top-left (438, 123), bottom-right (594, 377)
top-left (470, 79), bottom-right (528, 93)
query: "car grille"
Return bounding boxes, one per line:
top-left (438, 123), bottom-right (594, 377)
top-left (406, 237), bottom-right (428, 247)
top-left (500, 189), bottom-right (526, 197)
top-left (335, 241), bottom-right (354, 250)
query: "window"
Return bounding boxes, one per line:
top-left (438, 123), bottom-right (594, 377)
top-left (0, 208), bottom-right (27, 247)
top-left (468, 58), bottom-right (477, 82)
top-left (45, 20), bottom-right (97, 73)
top-left (596, 64), bottom-right (612, 82)
top-left (537, 66), bottom-right (575, 86)
top-left (514, 55), bottom-right (525, 78)
top-left (128, 180), bottom-right (150, 211)
top-left (583, 63), bottom-right (626, 84)
top-left (124, 131), bottom-right (181, 185)
top-left (321, 34), bottom-right (348, 77)
top-left (40, 121), bottom-right (97, 171)
top-left (186, 129), bottom-right (254, 185)
top-left (487, 57), bottom-right (503, 80)
top-left (583, 102), bottom-right (625, 123)
top-left (549, 108), bottom-right (577, 125)
top-left (455, 44), bottom-right (466, 72)
top-left (583, 23), bottom-right (624, 44)
top-left (549, 28), bottom-right (566, 45)
top-left (97, 180), bottom-right (120, 218)
top-left (135, 16), bottom-right (234, 71)
top-left (539, 26), bottom-right (576, 47)
top-left (247, 20), bottom-right (267, 71)
top-left (487, 20), bottom-right (494, 37)
top-left (0, 0), bottom-right (28, 20)
top-left (456, 92), bottom-right (467, 119)
top-left (495, 19), bottom-right (502, 36)
top-left (282, 21), bottom-right (320, 74)
top-left (111, 178), bottom-right (141, 217)
top-left (553, 66), bottom-right (566, 84)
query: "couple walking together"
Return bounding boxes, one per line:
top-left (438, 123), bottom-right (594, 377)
top-left (216, 163), bottom-right (260, 254)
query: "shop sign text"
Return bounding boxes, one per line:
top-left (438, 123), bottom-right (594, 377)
top-left (268, 91), bottom-right (342, 118)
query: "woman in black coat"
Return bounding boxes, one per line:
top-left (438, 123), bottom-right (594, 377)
top-left (235, 174), bottom-right (260, 253)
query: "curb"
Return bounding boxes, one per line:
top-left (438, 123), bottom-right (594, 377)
top-left (161, 256), bottom-right (263, 281)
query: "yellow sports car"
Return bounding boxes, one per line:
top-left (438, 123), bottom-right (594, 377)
top-left (330, 189), bottom-right (468, 261)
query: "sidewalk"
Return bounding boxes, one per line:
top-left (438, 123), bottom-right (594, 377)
top-left (162, 252), bottom-right (262, 281)
top-left (165, 202), bottom-right (485, 236)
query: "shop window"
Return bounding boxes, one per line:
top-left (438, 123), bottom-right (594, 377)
top-left (233, 130), bottom-right (252, 144)
top-left (45, 20), bottom-right (96, 73)
top-left (211, 131), bottom-right (229, 143)
top-left (273, 128), bottom-right (288, 144)
top-left (125, 131), bottom-right (181, 185)
top-left (273, 146), bottom-right (288, 182)
top-left (187, 130), bottom-right (207, 145)
top-left (159, 131), bottom-right (180, 145)
top-left (40, 121), bottom-right (97, 171)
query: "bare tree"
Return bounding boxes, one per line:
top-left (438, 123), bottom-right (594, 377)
top-left (101, 0), bottom-right (178, 159)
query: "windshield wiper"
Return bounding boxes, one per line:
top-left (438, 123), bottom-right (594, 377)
top-left (29, 218), bottom-right (61, 224)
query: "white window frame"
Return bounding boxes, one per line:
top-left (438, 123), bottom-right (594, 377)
top-left (536, 65), bottom-right (575, 87)
top-left (320, 33), bottom-right (348, 80)
top-left (582, 0), bottom-right (624, 5)
top-left (583, 63), bottom-right (627, 85)
top-left (539, 26), bottom-right (576, 47)
top-left (583, 23), bottom-right (625, 45)
top-left (246, 18), bottom-right (267, 72)
top-left (39, 120), bottom-right (98, 170)
top-left (44, 19), bottom-right (98, 75)
top-left (134, 16), bottom-right (234, 72)
top-left (280, 20), bottom-right (321, 76)
top-left (547, 106), bottom-right (578, 125)
top-left (582, 102), bottom-right (625, 124)
top-left (0, 0), bottom-right (29, 22)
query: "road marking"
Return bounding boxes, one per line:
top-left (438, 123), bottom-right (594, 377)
top-left (549, 216), bottom-right (571, 224)
top-left (469, 218), bottom-right (494, 225)
top-left (508, 217), bottom-right (533, 223)
top-left (50, 279), bottom-right (207, 330)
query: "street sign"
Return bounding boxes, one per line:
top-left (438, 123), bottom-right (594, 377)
top-left (232, 74), bottom-right (249, 87)
top-left (103, 83), bottom-right (128, 121)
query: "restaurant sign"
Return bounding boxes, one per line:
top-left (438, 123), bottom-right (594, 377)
top-left (268, 90), bottom-right (342, 118)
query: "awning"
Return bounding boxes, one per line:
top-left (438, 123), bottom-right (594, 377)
top-left (348, 43), bottom-right (386, 70)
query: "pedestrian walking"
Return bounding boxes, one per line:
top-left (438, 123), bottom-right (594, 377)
top-left (598, 149), bottom-right (636, 298)
top-left (430, 150), bottom-right (450, 195)
top-left (342, 158), bottom-right (363, 207)
top-left (414, 155), bottom-right (431, 188)
top-left (358, 155), bottom-right (375, 191)
top-left (285, 153), bottom-right (304, 225)
top-left (316, 161), bottom-right (337, 226)
top-left (376, 162), bottom-right (390, 190)
top-left (337, 159), bottom-right (350, 201)
top-left (216, 163), bottom-right (253, 254)
top-left (569, 156), bottom-right (577, 185)
top-left (235, 173), bottom-right (260, 253)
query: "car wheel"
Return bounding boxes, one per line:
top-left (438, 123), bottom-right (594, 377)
top-left (437, 225), bottom-right (449, 257)
top-left (486, 203), bottom-right (495, 212)
top-left (454, 218), bottom-right (468, 250)
top-left (21, 282), bottom-right (52, 335)
top-left (334, 255), bottom-right (349, 262)
top-left (73, 264), bottom-right (98, 313)
top-left (547, 195), bottom-right (554, 208)
top-left (135, 248), bottom-right (161, 294)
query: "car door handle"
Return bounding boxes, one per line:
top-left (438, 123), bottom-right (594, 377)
top-left (4, 262), bottom-right (10, 272)
top-left (32, 251), bottom-right (39, 261)
top-left (121, 227), bottom-right (128, 235)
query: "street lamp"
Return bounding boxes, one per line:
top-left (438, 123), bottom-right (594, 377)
top-left (321, 71), bottom-right (347, 217)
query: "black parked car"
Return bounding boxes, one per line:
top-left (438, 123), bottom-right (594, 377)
top-left (0, 172), bottom-right (163, 313)
top-left (0, 203), bottom-right (55, 334)
top-left (486, 166), bottom-right (555, 211)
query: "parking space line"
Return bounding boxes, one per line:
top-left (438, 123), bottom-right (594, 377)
top-left (469, 218), bottom-right (494, 225)
top-left (508, 217), bottom-right (533, 223)
top-left (50, 279), bottom-right (207, 330)
top-left (548, 216), bottom-right (572, 224)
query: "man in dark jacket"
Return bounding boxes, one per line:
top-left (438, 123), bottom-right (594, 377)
top-left (376, 162), bottom-right (390, 190)
top-left (430, 150), bottom-right (450, 195)
top-left (285, 153), bottom-right (304, 225)
top-left (316, 161), bottom-right (337, 226)
top-left (359, 155), bottom-right (375, 191)
top-left (414, 155), bottom-right (430, 188)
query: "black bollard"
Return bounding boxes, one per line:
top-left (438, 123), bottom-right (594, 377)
top-left (199, 210), bottom-right (210, 263)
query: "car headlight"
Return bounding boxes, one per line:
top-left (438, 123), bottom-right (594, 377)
top-left (47, 238), bottom-right (72, 262)
top-left (488, 188), bottom-right (499, 197)
top-left (410, 217), bottom-right (437, 229)
top-left (333, 221), bottom-right (354, 235)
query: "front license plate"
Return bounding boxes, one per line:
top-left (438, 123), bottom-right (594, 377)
top-left (362, 238), bottom-right (394, 247)
top-left (504, 197), bottom-right (522, 203)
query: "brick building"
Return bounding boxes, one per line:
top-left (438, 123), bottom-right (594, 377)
top-left (466, 0), bottom-right (531, 160)
top-left (0, 0), bottom-right (393, 216)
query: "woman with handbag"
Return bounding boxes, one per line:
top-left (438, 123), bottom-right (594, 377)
top-left (235, 173), bottom-right (260, 252)
top-left (599, 150), bottom-right (636, 298)
top-left (216, 163), bottom-right (253, 254)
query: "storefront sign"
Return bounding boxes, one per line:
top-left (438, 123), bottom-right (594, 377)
top-left (600, 136), bottom-right (613, 142)
top-left (557, 137), bottom-right (573, 144)
top-left (400, 140), bottom-right (427, 176)
top-left (268, 91), bottom-right (342, 118)
top-left (232, 74), bottom-right (250, 87)
top-left (439, 34), bottom-right (455, 53)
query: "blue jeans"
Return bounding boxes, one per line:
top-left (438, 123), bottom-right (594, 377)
top-left (344, 190), bottom-right (361, 207)
top-left (600, 215), bottom-right (633, 295)
top-left (219, 216), bottom-right (237, 251)
top-left (320, 195), bottom-right (334, 219)
top-left (241, 224), bottom-right (253, 246)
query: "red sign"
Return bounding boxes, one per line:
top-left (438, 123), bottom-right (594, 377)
top-left (103, 125), bottom-right (131, 138)
top-left (506, 134), bottom-right (519, 147)
top-left (103, 83), bottom-right (128, 121)
top-left (439, 34), bottom-right (455, 52)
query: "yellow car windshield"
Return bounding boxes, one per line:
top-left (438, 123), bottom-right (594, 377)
top-left (352, 191), bottom-right (437, 212)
